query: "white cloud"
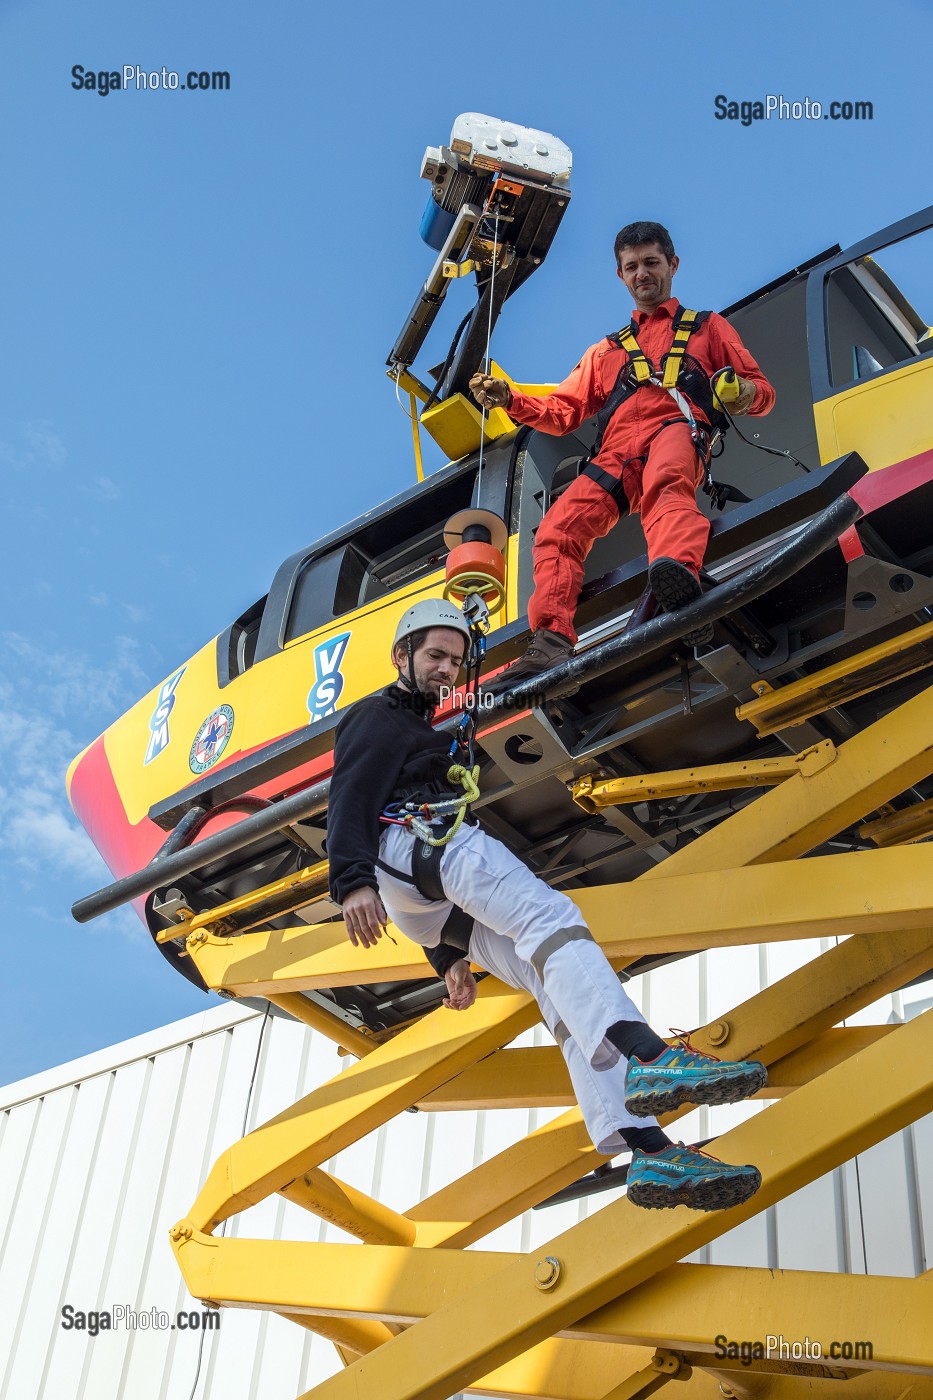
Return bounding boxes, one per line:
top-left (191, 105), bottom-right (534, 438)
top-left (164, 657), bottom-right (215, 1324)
top-left (0, 634), bottom-right (152, 908)
top-left (84, 475), bottom-right (122, 503)
top-left (0, 420), bottom-right (67, 471)
top-left (4, 789), bottom-right (107, 880)
top-left (1, 631), bottom-right (148, 719)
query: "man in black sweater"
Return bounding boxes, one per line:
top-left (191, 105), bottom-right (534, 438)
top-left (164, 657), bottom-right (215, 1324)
top-left (327, 598), bottom-right (767, 1211)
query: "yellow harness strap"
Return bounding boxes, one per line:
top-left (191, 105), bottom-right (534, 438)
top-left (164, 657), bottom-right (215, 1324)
top-left (615, 325), bottom-right (653, 383)
top-left (661, 307), bottom-right (699, 388)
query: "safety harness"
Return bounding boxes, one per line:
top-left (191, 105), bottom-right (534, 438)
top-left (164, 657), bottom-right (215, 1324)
top-left (374, 602), bottom-right (490, 957)
top-left (376, 763), bottom-right (480, 953)
top-left (582, 308), bottom-right (750, 512)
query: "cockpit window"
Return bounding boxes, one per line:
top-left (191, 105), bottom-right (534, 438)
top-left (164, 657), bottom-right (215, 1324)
top-left (826, 226), bottom-right (933, 387)
top-left (284, 468), bottom-right (477, 644)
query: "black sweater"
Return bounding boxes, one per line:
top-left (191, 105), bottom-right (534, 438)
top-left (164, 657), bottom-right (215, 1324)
top-left (327, 682), bottom-right (459, 900)
top-left (327, 685), bottom-right (471, 980)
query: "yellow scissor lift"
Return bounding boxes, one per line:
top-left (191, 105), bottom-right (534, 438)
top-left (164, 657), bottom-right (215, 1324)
top-left (164, 628), bottom-right (933, 1399)
top-left (67, 122), bottom-right (933, 1397)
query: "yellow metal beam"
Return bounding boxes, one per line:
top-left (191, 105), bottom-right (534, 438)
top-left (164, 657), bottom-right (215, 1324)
top-left (469, 1339), bottom-right (666, 1400)
top-left (576, 845), bottom-right (933, 964)
top-left (597, 1352), bottom-right (687, 1399)
top-left (699, 1374), bottom-right (933, 1400)
top-left (185, 976), bottom-right (538, 1233)
top-left (571, 1263), bottom-right (925, 1368)
top-left (861, 795), bottom-right (933, 847)
top-left (644, 679), bottom-right (933, 874)
top-left (176, 1008), bottom-right (933, 1400)
top-left (386, 366), bottom-right (431, 405)
top-left (764, 1024), bottom-right (892, 1091)
top-left (188, 919), bottom-right (426, 994)
top-left (474, 1346), bottom-right (933, 1399)
top-left (187, 844), bottom-right (933, 996)
top-left (418, 1046), bottom-right (574, 1110)
top-left (572, 743), bottom-right (834, 810)
top-left (160, 859), bottom-right (330, 943)
top-left (417, 1026), bottom-right (893, 1111)
top-left (274, 1311), bottom-right (396, 1356)
top-left (735, 620), bottom-right (933, 738)
top-left (410, 1111), bottom-right (599, 1251)
top-left (166, 1242), bottom-right (931, 1376)
top-left (266, 993), bottom-right (377, 1059)
top-left (470, 1341), bottom-right (715, 1400)
top-left (280, 1167), bottom-right (417, 1246)
top-left (408, 925), bottom-right (933, 1251)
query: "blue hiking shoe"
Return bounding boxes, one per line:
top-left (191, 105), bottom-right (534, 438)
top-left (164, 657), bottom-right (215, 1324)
top-left (627, 1142), bottom-right (762, 1212)
top-left (624, 1032), bottom-right (767, 1118)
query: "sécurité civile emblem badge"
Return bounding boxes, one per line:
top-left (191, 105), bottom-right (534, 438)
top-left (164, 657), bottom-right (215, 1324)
top-left (189, 704), bottom-right (234, 774)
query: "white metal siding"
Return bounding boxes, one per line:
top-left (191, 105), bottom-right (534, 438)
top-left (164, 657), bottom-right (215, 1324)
top-left (1, 948), bottom-right (930, 1400)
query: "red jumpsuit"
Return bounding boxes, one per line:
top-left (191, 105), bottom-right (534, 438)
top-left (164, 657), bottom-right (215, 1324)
top-left (506, 297), bottom-right (775, 644)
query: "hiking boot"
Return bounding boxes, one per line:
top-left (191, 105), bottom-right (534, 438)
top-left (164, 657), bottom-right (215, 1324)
top-left (648, 557), bottom-right (714, 647)
top-left (624, 1032), bottom-right (768, 1118)
top-left (626, 1142), bottom-right (762, 1211)
top-left (501, 629), bottom-right (575, 687)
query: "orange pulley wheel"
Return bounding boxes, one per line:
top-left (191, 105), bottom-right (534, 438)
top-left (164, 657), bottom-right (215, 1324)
top-left (442, 509), bottom-right (508, 611)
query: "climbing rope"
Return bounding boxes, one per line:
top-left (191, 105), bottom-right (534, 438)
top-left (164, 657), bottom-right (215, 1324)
top-left (380, 763), bottom-right (481, 847)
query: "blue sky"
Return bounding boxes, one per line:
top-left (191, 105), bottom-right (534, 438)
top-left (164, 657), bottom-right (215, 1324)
top-left (2, 0), bottom-right (931, 1083)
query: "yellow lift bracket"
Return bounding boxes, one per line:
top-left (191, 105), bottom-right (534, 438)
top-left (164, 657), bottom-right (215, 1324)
top-left (156, 857), bottom-right (331, 943)
top-left (441, 257), bottom-right (478, 278)
top-left (860, 793), bottom-right (933, 846)
top-left (169, 683), bottom-right (933, 1399)
top-left (571, 740), bottom-right (836, 810)
top-left (736, 617), bottom-right (933, 737)
top-left (184, 845), bottom-right (933, 1000)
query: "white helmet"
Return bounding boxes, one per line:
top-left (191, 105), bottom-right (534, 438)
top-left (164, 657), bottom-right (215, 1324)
top-left (392, 598), bottom-right (471, 653)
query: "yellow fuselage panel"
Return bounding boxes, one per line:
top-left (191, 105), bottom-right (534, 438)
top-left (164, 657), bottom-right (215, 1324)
top-left (814, 356), bottom-right (933, 470)
top-left (99, 548), bottom-right (515, 829)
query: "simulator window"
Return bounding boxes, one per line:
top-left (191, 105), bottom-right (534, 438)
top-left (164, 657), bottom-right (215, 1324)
top-left (284, 547), bottom-right (349, 643)
top-left (284, 467), bottom-right (478, 641)
top-left (826, 226), bottom-right (933, 388)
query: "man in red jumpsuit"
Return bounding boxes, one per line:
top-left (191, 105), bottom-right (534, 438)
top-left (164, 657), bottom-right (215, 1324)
top-left (470, 221), bottom-right (775, 678)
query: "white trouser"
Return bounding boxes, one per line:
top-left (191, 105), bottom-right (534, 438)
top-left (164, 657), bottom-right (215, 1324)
top-left (377, 821), bottom-right (659, 1153)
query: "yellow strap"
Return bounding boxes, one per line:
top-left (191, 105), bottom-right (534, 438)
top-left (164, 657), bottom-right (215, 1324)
top-left (661, 309), bottom-right (698, 389)
top-left (616, 327), bottom-right (653, 383)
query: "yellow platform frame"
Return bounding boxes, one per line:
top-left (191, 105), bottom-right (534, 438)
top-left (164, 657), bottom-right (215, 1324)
top-left (167, 678), bottom-right (933, 1399)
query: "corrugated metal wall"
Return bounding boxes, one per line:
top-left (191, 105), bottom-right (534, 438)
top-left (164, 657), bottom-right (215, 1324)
top-left (2, 942), bottom-right (931, 1400)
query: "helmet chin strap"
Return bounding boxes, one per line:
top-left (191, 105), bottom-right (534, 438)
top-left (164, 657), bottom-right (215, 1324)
top-left (398, 636), bottom-right (429, 704)
top-left (404, 636), bottom-right (418, 693)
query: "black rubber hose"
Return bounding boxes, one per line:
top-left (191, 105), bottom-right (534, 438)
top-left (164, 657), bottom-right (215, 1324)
top-left (492, 491), bottom-right (861, 707)
top-left (421, 309), bottom-right (473, 412)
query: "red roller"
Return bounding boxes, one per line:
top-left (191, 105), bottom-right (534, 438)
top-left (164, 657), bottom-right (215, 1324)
top-left (443, 508), bottom-right (508, 610)
top-left (444, 541), bottom-right (506, 608)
